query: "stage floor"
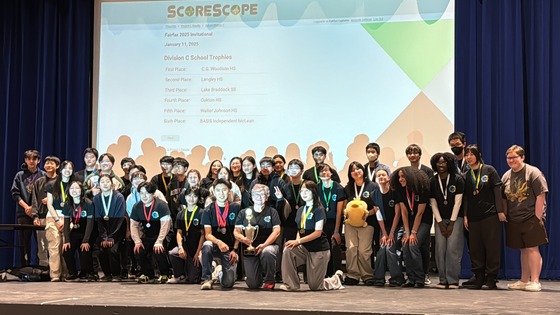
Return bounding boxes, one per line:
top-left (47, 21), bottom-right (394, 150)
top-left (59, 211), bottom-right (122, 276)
top-left (0, 276), bottom-right (558, 315)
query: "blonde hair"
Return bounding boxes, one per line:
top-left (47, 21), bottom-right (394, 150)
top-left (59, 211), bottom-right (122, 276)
top-left (506, 145), bottom-right (525, 158)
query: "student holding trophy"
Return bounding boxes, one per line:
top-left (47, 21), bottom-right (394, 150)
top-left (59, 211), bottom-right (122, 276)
top-left (234, 184), bottom-right (281, 289)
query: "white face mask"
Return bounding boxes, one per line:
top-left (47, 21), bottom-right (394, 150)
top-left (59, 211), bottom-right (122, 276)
top-left (366, 152), bottom-right (378, 162)
top-left (319, 176), bottom-right (330, 182)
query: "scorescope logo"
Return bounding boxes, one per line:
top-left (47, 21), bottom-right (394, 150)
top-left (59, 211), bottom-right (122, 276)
top-left (167, 3), bottom-right (258, 18)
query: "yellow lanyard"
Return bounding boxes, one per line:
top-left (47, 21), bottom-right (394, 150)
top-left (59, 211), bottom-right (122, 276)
top-left (184, 206), bottom-right (198, 231)
top-left (59, 182), bottom-right (67, 203)
top-left (300, 206), bottom-right (314, 230)
top-left (469, 164), bottom-right (483, 191)
top-left (162, 173), bottom-right (173, 192)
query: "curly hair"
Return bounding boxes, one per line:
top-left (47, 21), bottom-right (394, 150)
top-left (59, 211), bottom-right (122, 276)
top-left (390, 166), bottom-right (430, 195)
top-left (430, 152), bottom-right (457, 176)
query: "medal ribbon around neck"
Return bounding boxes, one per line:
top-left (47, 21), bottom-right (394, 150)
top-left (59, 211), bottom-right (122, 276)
top-left (406, 187), bottom-right (415, 215)
top-left (438, 175), bottom-right (450, 204)
top-left (162, 173), bottom-right (173, 192)
top-left (101, 191), bottom-right (113, 218)
top-left (367, 165), bottom-right (376, 182)
top-left (72, 203), bottom-right (82, 225)
top-left (300, 206), bottom-right (314, 231)
top-left (184, 206), bottom-right (198, 232)
top-left (215, 202), bottom-right (230, 229)
top-left (143, 200), bottom-right (155, 225)
top-left (291, 182), bottom-right (301, 205)
top-left (59, 181), bottom-right (68, 204)
top-left (321, 184), bottom-right (333, 211)
top-left (354, 182), bottom-right (365, 200)
top-left (469, 164), bottom-right (483, 192)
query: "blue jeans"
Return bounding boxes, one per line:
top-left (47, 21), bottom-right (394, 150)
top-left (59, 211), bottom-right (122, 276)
top-left (403, 223), bottom-right (430, 284)
top-left (374, 226), bottom-right (404, 284)
top-left (201, 241), bottom-right (237, 288)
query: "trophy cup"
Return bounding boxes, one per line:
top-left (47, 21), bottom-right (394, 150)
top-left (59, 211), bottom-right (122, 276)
top-left (243, 209), bottom-right (259, 255)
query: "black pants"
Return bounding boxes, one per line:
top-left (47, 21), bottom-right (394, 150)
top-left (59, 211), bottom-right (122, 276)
top-left (324, 220), bottom-right (342, 277)
top-left (62, 232), bottom-right (94, 277)
top-left (99, 239), bottom-right (122, 277)
top-left (17, 216), bottom-right (34, 266)
top-left (135, 237), bottom-right (170, 279)
top-left (469, 215), bottom-right (501, 280)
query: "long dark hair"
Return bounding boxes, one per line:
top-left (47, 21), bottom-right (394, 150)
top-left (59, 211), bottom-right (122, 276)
top-left (205, 160), bottom-right (223, 179)
top-left (301, 180), bottom-right (321, 208)
top-left (390, 166), bottom-right (430, 195)
top-left (346, 161), bottom-right (370, 187)
top-left (53, 160), bottom-right (75, 200)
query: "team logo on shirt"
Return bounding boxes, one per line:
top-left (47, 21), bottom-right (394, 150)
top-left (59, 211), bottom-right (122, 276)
top-left (307, 213), bottom-right (314, 220)
top-left (363, 191), bottom-right (370, 198)
top-left (229, 212), bottom-right (236, 221)
top-left (332, 194), bottom-right (337, 202)
top-left (81, 210), bottom-right (87, 217)
top-left (415, 195), bottom-right (420, 201)
top-left (152, 211), bottom-right (159, 219)
top-left (264, 216), bottom-right (271, 223)
top-left (481, 175), bottom-right (488, 183)
top-left (389, 200), bottom-right (395, 207)
top-left (448, 185), bottom-right (456, 193)
top-left (193, 218), bottom-right (199, 226)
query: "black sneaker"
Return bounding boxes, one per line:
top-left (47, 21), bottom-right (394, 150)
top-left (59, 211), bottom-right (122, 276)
top-left (389, 281), bottom-right (402, 287)
top-left (100, 276), bottom-right (113, 282)
top-left (462, 276), bottom-right (477, 286)
top-left (401, 281), bottom-right (415, 288)
top-left (344, 277), bottom-right (360, 285)
top-left (373, 280), bottom-right (385, 287)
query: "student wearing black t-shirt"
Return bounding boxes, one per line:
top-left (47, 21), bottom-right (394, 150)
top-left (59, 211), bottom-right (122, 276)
top-left (131, 182), bottom-right (172, 284)
top-left (373, 169), bottom-right (405, 287)
top-left (461, 145), bottom-right (503, 290)
top-left (302, 146), bottom-right (341, 184)
top-left (234, 184), bottom-right (281, 289)
top-left (168, 186), bottom-right (205, 284)
top-left (429, 153), bottom-right (465, 289)
top-left (62, 181), bottom-right (96, 281)
top-left (391, 166), bottom-right (431, 288)
top-left (45, 160), bottom-right (75, 281)
top-left (280, 181), bottom-right (344, 291)
top-left (93, 174), bottom-right (126, 281)
top-left (343, 162), bottom-right (385, 286)
top-left (150, 155), bottom-right (175, 196)
top-left (200, 159), bottom-right (223, 190)
top-left (317, 164), bottom-right (347, 277)
top-left (200, 179), bottom-right (240, 290)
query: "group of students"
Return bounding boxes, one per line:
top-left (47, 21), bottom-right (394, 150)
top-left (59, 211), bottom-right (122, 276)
top-left (10, 132), bottom-right (548, 292)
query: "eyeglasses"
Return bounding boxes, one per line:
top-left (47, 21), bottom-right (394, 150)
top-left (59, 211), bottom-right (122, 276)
top-left (506, 155), bottom-right (520, 161)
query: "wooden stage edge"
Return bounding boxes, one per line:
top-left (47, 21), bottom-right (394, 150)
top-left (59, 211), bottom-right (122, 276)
top-left (1, 277), bottom-right (559, 315)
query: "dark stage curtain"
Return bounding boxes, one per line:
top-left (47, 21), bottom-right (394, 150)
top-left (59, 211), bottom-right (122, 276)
top-left (456, 0), bottom-right (560, 279)
top-left (0, 0), bottom-right (92, 267)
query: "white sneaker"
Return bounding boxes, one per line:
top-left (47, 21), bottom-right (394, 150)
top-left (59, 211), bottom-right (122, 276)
top-left (211, 264), bottom-right (222, 282)
top-left (424, 275), bottom-right (431, 285)
top-left (507, 280), bottom-right (528, 290)
top-left (331, 270), bottom-right (345, 290)
top-left (201, 279), bottom-right (213, 290)
top-left (524, 281), bottom-right (542, 292)
top-left (167, 276), bottom-right (186, 284)
top-left (279, 284), bottom-right (292, 291)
